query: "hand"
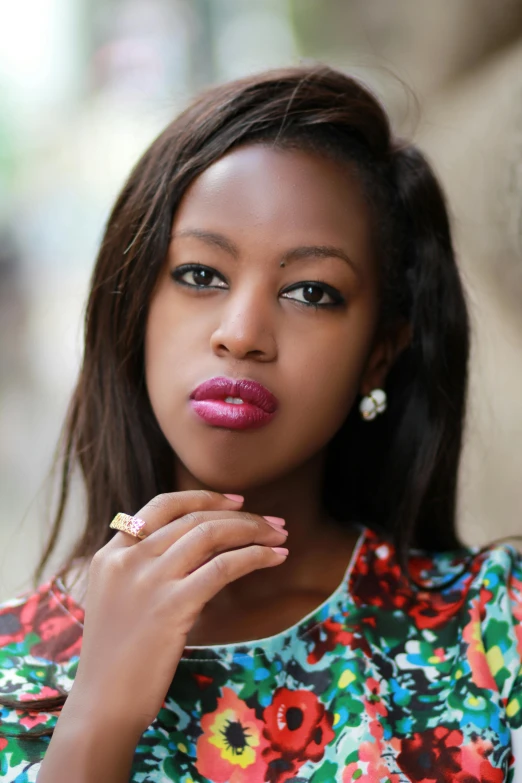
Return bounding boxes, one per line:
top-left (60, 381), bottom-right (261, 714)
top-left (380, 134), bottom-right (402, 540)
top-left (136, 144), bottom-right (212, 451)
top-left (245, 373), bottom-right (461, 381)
top-left (65, 491), bottom-right (288, 739)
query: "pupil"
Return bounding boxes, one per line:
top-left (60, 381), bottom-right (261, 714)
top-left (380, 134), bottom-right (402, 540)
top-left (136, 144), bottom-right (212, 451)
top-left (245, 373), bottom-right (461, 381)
top-left (286, 707), bottom-right (304, 731)
top-left (194, 269), bottom-right (211, 285)
top-left (304, 285), bottom-right (322, 303)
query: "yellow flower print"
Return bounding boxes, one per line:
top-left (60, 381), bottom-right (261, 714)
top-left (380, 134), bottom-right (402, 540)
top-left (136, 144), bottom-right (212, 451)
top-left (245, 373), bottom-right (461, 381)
top-left (196, 687), bottom-right (270, 783)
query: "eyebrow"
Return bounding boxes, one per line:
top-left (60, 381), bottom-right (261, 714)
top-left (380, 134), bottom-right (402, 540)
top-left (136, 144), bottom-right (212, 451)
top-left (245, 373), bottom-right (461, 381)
top-left (172, 229), bottom-right (358, 275)
top-left (172, 229), bottom-right (239, 258)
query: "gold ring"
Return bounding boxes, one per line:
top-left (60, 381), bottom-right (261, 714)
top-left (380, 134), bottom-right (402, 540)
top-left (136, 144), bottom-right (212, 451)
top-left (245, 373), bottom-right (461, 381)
top-left (109, 512), bottom-right (147, 540)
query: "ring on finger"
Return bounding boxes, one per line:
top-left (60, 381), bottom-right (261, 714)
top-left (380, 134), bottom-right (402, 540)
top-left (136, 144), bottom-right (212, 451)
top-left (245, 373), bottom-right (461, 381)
top-left (109, 512), bottom-right (148, 540)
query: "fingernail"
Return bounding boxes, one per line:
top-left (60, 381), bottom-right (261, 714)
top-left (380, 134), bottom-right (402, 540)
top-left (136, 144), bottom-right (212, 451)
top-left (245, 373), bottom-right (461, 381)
top-left (271, 547), bottom-right (289, 556)
top-left (224, 494), bottom-right (244, 502)
top-left (263, 515), bottom-right (286, 527)
top-left (265, 522), bottom-right (288, 535)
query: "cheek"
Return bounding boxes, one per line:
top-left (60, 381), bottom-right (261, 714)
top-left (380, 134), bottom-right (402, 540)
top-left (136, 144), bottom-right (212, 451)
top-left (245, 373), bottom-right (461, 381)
top-left (144, 294), bottom-right (188, 409)
top-left (144, 280), bottom-right (377, 462)
top-left (292, 349), bottom-right (362, 423)
top-left (283, 324), bottom-right (372, 438)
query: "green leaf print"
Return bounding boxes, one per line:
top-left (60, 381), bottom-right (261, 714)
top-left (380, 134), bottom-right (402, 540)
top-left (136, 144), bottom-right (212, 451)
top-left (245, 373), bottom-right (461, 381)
top-left (309, 758), bottom-right (337, 782)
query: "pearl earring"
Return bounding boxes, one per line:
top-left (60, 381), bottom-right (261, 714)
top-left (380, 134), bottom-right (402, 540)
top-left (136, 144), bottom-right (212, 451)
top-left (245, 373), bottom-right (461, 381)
top-left (359, 389), bottom-right (387, 421)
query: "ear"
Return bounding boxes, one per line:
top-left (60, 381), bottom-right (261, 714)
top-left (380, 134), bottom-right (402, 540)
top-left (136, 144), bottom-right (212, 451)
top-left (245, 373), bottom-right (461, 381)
top-left (359, 321), bottom-right (411, 397)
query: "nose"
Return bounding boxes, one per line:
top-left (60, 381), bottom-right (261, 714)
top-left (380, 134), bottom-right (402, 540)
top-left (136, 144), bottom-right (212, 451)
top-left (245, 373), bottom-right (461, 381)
top-left (209, 284), bottom-right (277, 362)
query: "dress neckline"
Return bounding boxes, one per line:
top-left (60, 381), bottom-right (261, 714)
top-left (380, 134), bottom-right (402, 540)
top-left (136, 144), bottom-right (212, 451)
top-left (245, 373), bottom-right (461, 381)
top-left (50, 525), bottom-right (368, 660)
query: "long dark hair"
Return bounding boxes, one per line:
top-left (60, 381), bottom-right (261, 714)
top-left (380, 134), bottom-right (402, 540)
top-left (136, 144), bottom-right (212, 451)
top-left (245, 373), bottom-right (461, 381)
top-left (1, 64), bottom-right (469, 731)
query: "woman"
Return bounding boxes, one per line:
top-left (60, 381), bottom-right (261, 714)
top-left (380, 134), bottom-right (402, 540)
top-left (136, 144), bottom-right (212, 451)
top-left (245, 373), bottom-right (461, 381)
top-left (0, 65), bottom-right (520, 783)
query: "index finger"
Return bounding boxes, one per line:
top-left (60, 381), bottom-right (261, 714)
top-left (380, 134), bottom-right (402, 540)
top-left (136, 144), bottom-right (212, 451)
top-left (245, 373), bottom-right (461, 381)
top-left (107, 490), bottom-right (244, 548)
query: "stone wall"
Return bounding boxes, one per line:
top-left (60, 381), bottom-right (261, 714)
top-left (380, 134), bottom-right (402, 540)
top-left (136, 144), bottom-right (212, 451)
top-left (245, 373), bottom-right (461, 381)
top-left (418, 41), bottom-right (522, 545)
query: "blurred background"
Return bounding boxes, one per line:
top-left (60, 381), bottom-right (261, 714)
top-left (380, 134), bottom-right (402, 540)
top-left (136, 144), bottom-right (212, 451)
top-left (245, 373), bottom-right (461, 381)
top-left (1, 0), bottom-right (522, 601)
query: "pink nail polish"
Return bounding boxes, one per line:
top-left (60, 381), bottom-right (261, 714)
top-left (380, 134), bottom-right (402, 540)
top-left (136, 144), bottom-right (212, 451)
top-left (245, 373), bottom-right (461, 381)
top-left (224, 494), bottom-right (244, 502)
top-left (263, 515), bottom-right (286, 527)
top-left (265, 523), bottom-right (288, 534)
top-left (271, 547), bottom-right (289, 556)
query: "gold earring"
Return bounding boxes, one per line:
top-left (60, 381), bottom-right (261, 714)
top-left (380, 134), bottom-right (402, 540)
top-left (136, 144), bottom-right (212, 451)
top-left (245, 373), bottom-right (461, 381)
top-left (359, 389), bottom-right (387, 421)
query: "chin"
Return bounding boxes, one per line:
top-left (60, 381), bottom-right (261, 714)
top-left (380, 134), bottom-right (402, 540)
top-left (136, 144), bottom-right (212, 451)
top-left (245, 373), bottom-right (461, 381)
top-left (181, 460), bottom-right (268, 493)
top-left (173, 443), bottom-right (288, 494)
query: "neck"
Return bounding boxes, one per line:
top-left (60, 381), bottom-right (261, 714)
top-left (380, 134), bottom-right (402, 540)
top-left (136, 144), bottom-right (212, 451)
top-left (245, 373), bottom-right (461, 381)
top-left (172, 449), bottom-right (359, 609)
top-left (174, 449), bottom-right (331, 555)
top-left (61, 451), bottom-right (358, 621)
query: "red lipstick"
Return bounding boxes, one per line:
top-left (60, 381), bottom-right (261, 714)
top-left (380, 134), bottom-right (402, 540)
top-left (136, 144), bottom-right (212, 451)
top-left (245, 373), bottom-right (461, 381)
top-left (189, 377), bottom-right (278, 430)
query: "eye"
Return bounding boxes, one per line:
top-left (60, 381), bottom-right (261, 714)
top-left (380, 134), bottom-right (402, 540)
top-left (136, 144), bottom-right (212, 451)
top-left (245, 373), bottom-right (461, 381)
top-left (171, 264), bottom-right (227, 289)
top-left (170, 265), bottom-right (345, 309)
top-left (281, 282), bottom-right (344, 309)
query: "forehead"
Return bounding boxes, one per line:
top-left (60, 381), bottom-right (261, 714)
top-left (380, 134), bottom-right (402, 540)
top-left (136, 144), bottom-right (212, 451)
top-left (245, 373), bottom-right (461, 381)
top-left (172, 144), bottom-right (373, 255)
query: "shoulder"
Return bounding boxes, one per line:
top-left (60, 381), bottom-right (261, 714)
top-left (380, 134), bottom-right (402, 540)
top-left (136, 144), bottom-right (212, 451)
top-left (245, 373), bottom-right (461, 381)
top-left (430, 541), bottom-right (522, 728)
top-left (356, 526), bottom-right (522, 598)
top-left (0, 579), bottom-right (82, 748)
top-left (413, 538), bottom-right (522, 588)
top-left (355, 529), bottom-right (522, 721)
top-left (353, 528), bottom-right (522, 639)
top-left (0, 578), bottom-right (83, 665)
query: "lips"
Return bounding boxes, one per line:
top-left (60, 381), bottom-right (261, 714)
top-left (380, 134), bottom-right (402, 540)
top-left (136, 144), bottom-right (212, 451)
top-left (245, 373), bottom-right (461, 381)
top-left (190, 377), bottom-right (278, 411)
top-left (189, 377), bottom-right (278, 430)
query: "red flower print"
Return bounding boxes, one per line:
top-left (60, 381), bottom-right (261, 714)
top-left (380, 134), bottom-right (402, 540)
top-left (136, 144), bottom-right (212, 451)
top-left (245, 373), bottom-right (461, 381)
top-left (364, 677), bottom-right (387, 722)
top-left (407, 551), bottom-right (490, 631)
top-left (397, 727), bottom-right (463, 781)
top-left (352, 531), bottom-right (491, 632)
top-left (460, 736), bottom-right (503, 783)
top-left (306, 617), bottom-right (373, 663)
top-left (19, 713), bottom-right (51, 731)
top-left (262, 688), bottom-right (335, 781)
top-left (19, 685), bottom-right (62, 703)
top-left (343, 736), bottom-right (403, 782)
top-left (0, 595), bottom-right (39, 648)
top-left (397, 727), bottom-right (503, 783)
top-left (193, 673), bottom-right (213, 690)
top-left (353, 551), bottom-right (409, 612)
top-left (0, 582), bottom-right (83, 662)
top-left (262, 754), bottom-right (302, 783)
top-left (408, 590), bottom-right (468, 631)
top-left (462, 597), bottom-right (498, 691)
top-left (306, 618), bottom-right (355, 664)
top-left (196, 687), bottom-right (269, 783)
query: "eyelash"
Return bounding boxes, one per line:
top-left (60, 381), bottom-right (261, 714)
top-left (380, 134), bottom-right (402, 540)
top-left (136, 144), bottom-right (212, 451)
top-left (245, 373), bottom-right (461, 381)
top-left (170, 263), bottom-right (345, 309)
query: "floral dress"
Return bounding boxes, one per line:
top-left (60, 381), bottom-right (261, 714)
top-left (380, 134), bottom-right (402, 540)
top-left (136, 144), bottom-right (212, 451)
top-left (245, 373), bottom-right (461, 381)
top-left (0, 526), bottom-right (521, 782)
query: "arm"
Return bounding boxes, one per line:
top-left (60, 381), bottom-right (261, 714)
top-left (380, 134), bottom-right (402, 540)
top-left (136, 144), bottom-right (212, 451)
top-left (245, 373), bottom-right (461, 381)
top-left (37, 490), bottom-right (287, 780)
top-left (36, 690), bottom-right (140, 783)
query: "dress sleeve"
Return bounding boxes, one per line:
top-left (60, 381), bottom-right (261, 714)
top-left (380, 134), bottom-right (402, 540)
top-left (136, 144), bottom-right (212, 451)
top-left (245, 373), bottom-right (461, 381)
top-left (0, 579), bottom-right (82, 781)
top-left (475, 545), bottom-right (522, 780)
top-left (478, 545), bottom-right (522, 728)
top-left (0, 722), bottom-right (49, 781)
top-left (506, 551), bottom-right (522, 730)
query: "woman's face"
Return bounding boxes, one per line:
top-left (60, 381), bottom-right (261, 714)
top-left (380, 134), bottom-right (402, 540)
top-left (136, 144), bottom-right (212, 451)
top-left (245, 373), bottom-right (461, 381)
top-left (145, 144), bottom-right (386, 492)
